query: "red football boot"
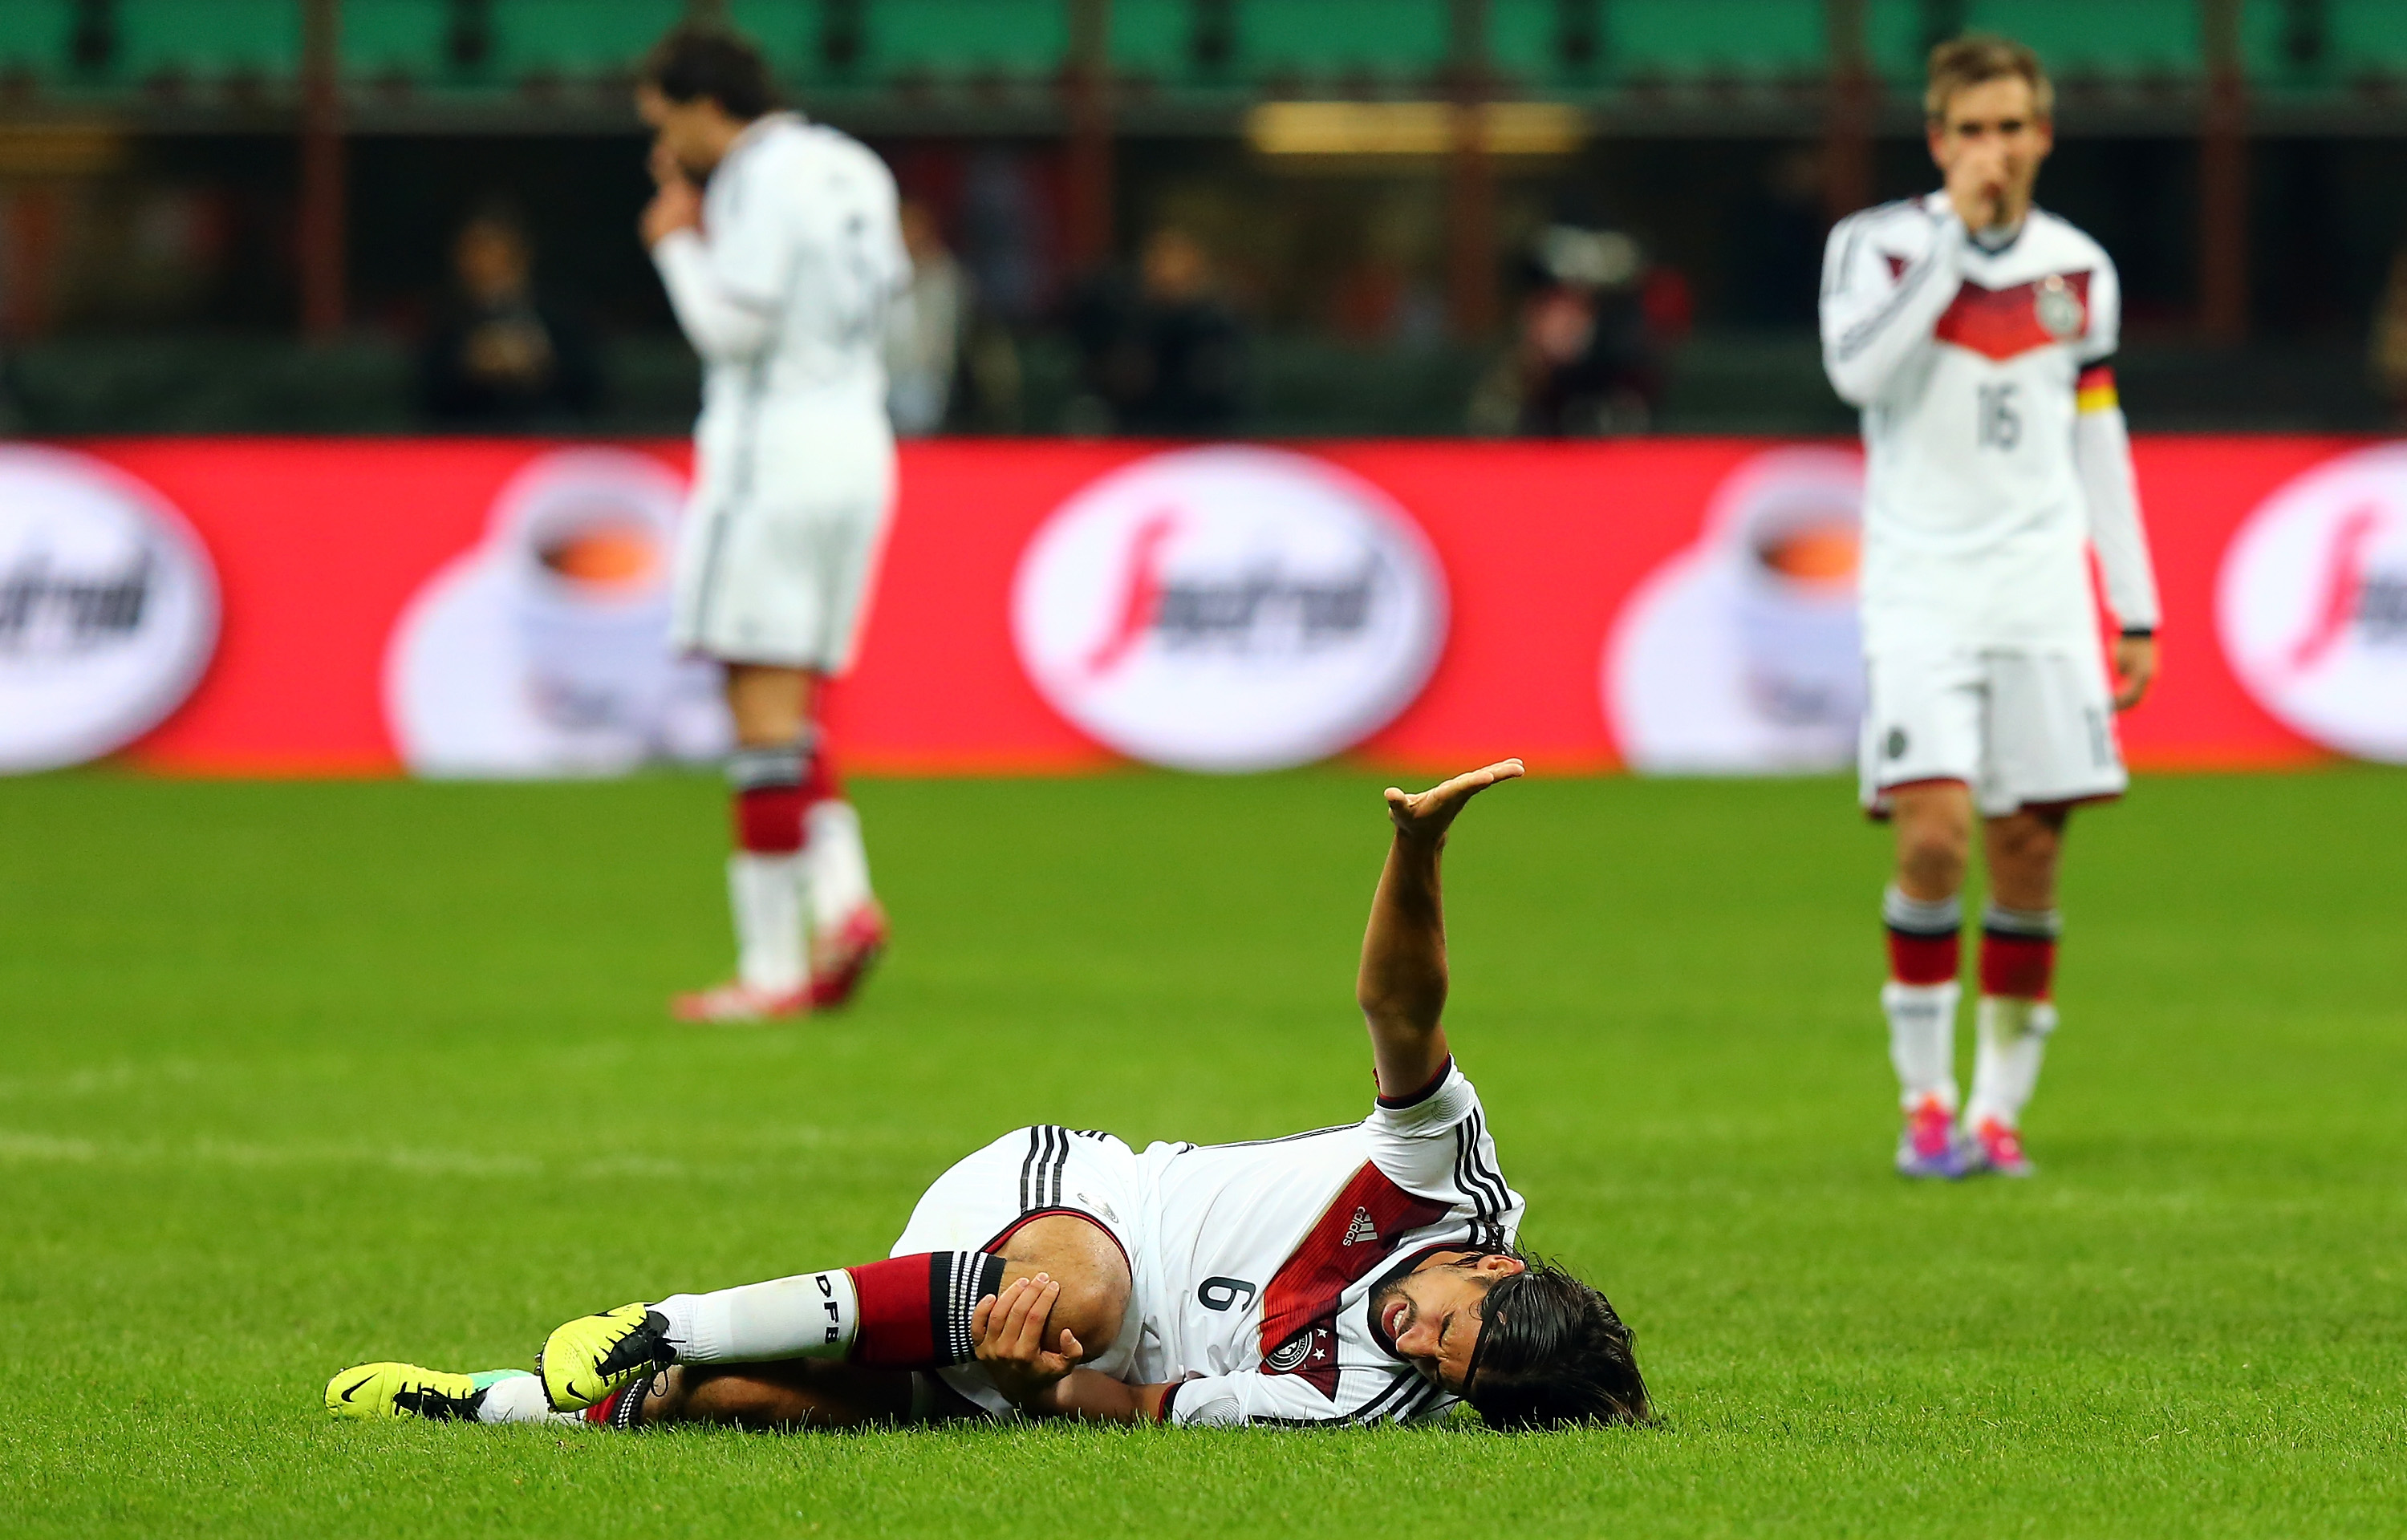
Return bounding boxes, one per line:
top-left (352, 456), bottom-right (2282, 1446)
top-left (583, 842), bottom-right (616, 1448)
top-left (807, 902), bottom-right (890, 1009)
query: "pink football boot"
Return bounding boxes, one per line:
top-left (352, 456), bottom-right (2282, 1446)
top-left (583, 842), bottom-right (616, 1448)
top-left (1966, 1116), bottom-right (2036, 1177)
top-left (1894, 1094), bottom-right (1964, 1180)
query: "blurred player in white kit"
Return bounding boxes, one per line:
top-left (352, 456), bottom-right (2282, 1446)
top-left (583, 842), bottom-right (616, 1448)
top-left (1820, 36), bottom-right (2161, 1177)
top-left (635, 27), bottom-right (906, 1021)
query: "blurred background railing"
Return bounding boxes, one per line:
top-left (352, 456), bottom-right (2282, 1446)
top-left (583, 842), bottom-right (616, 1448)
top-left (3, 0), bottom-right (2405, 436)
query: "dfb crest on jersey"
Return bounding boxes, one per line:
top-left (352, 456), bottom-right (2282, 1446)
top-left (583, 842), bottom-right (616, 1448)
top-left (1262, 1318), bottom-right (1341, 1399)
top-left (2035, 274), bottom-right (2084, 341)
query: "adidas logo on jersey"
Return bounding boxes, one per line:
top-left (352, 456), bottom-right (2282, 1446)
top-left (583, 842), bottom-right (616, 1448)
top-left (1342, 1206), bottom-right (1379, 1247)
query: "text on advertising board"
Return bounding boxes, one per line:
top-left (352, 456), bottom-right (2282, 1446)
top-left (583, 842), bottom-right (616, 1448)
top-left (0, 445), bottom-right (217, 772)
top-left (1010, 446), bottom-right (1448, 772)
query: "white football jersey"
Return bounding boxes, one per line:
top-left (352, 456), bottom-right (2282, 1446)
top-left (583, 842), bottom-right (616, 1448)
top-left (1130, 1060), bottom-right (1524, 1427)
top-left (677, 112), bottom-right (907, 428)
top-left (1820, 193), bottom-right (2129, 655)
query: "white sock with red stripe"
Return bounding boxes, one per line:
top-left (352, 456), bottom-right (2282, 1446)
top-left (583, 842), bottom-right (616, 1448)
top-left (1881, 886), bottom-right (1963, 1114)
top-left (655, 1270), bottom-right (861, 1363)
top-left (1966, 902), bottom-right (2062, 1130)
top-left (651, 1253), bottom-right (1007, 1368)
top-left (726, 742), bottom-right (810, 994)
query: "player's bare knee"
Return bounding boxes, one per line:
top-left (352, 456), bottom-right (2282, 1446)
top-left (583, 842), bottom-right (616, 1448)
top-left (1889, 787), bottom-right (1971, 898)
top-left (1050, 1270), bottom-right (1128, 1351)
top-left (1897, 828), bottom-right (1967, 897)
top-left (997, 1213), bottom-right (1130, 1350)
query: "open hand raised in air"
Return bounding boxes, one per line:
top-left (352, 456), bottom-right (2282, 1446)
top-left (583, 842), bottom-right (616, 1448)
top-left (1383, 759), bottom-right (1524, 847)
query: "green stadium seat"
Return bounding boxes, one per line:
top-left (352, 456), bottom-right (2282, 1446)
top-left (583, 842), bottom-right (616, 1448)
top-left (4, 0), bottom-right (2384, 106)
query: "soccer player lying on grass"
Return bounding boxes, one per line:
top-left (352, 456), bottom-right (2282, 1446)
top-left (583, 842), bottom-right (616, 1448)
top-left (327, 761), bottom-right (1649, 1432)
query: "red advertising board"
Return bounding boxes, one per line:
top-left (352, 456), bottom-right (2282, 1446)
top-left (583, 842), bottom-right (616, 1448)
top-left (12, 436), bottom-right (2381, 777)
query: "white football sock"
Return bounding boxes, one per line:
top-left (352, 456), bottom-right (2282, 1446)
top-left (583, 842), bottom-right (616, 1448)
top-left (1882, 979), bottom-right (1961, 1113)
top-left (803, 800), bottom-right (874, 934)
top-left (1966, 996), bottom-right (2056, 1130)
top-left (726, 853), bottom-right (806, 995)
top-left (473, 1372), bottom-right (579, 1426)
top-left (652, 1271), bottom-right (861, 1364)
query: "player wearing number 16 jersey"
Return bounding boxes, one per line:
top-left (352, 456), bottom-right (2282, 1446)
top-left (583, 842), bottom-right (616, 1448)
top-left (1821, 36), bottom-right (2162, 1180)
top-left (324, 763), bottom-right (1650, 1433)
top-left (636, 28), bottom-right (906, 1022)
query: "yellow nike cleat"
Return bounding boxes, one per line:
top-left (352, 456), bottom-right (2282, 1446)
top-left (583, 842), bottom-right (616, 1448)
top-left (537, 1303), bottom-right (674, 1411)
top-left (325, 1362), bottom-right (488, 1421)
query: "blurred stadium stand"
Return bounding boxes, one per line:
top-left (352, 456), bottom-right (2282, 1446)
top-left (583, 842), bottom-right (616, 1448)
top-left (2, 0), bottom-right (2403, 434)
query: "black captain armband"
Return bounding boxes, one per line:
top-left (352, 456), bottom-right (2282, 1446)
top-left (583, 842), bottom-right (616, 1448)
top-left (2119, 626), bottom-right (2156, 640)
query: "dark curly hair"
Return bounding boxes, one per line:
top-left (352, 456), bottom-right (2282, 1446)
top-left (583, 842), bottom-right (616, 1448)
top-left (1463, 1254), bottom-right (1650, 1429)
top-left (641, 25), bottom-right (777, 120)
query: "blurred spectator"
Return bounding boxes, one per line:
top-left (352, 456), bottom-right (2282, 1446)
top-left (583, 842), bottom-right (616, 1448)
top-left (2372, 245), bottom-right (2407, 425)
top-left (1067, 226), bottom-right (1247, 436)
top-left (885, 199), bottom-right (968, 436)
top-left (1470, 225), bottom-right (1670, 436)
top-left (419, 207), bottom-right (597, 429)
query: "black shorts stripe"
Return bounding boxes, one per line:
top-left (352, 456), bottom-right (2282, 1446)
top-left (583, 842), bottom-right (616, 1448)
top-left (1017, 1125), bottom-right (1043, 1214)
top-left (1020, 1125), bottom-right (1072, 1214)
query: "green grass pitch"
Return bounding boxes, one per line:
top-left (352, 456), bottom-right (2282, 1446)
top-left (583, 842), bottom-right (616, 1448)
top-left (2, 766), bottom-right (2401, 1537)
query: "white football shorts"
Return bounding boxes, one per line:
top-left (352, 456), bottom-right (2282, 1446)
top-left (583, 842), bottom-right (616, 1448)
top-left (670, 406), bottom-right (896, 671)
top-left (889, 1124), bottom-right (1157, 1417)
top-left (1859, 646), bottom-right (2126, 817)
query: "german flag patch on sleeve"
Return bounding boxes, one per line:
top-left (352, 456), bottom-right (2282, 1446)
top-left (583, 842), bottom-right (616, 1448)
top-left (2076, 364), bottom-right (2118, 414)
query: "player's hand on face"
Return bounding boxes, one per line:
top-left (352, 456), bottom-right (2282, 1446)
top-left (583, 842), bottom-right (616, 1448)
top-left (639, 144), bottom-right (703, 248)
top-left (640, 179), bottom-right (703, 249)
top-left (1384, 759), bottom-right (1524, 847)
top-left (2112, 634), bottom-right (2158, 711)
top-left (647, 140), bottom-right (689, 189)
top-left (1942, 142), bottom-right (2007, 230)
top-left (969, 1275), bottom-right (1086, 1407)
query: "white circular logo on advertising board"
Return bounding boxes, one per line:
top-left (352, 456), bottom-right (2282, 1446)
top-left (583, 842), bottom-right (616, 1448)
top-left (1012, 446), bottom-right (1447, 772)
top-left (2218, 443), bottom-right (2407, 763)
top-left (0, 446), bottom-right (218, 772)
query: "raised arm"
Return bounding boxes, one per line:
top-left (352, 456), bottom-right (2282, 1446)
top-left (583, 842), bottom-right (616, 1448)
top-left (1357, 760), bottom-right (1524, 1100)
top-left (642, 145), bottom-right (778, 362)
top-left (652, 233), bottom-right (778, 359)
top-left (1820, 205), bottom-right (1968, 408)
